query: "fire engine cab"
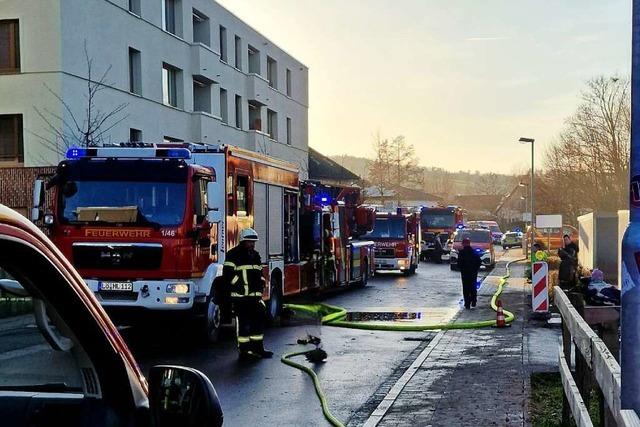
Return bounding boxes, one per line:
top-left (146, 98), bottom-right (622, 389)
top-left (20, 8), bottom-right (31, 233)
top-left (368, 209), bottom-right (420, 275)
top-left (31, 143), bottom-right (375, 342)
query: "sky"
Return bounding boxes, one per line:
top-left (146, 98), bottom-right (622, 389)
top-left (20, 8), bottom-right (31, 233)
top-left (217, 0), bottom-right (632, 173)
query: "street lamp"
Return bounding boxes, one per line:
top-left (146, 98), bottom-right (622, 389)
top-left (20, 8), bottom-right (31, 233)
top-left (519, 137), bottom-right (535, 260)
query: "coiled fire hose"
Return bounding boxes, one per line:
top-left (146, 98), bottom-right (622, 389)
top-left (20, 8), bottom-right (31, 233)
top-left (281, 257), bottom-right (526, 427)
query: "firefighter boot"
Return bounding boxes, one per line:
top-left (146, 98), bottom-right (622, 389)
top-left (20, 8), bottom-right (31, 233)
top-left (252, 340), bottom-right (273, 358)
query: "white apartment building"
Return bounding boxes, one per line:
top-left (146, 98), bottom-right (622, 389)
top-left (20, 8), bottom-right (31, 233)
top-left (0, 0), bottom-right (309, 174)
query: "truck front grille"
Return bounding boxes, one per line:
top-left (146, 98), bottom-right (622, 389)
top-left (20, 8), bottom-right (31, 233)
top-left (72, 242), bottom-right (162, 270)
top-left (375, 248), bottom-right (395, 258)
top-left (97, 291), bottom-right (139, 301)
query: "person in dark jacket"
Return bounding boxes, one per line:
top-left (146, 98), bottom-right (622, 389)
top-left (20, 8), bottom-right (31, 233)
top-left (558, 248), bottom-right (576, 290)
top-left (223, 227), bottom-right (273, 360)
top-left (457, 237), bottom-right (482, 309)
top-left (563, 234), bottom-right (579, 261)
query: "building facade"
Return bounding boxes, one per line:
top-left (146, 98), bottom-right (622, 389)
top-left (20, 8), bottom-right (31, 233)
top-left (0, 0), bottom-right (309, 173)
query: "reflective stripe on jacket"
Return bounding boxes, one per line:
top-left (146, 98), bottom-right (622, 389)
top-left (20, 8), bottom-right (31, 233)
top-left (223, 245), bottom-right (265, 298)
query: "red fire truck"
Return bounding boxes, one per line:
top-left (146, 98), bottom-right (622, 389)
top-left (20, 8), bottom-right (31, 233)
top-left (420, 205), bottom-right (464, 261)
top-left (368, 209), bottom-right (420, 275)
top-left (31, 143), bottom-right (375, 342)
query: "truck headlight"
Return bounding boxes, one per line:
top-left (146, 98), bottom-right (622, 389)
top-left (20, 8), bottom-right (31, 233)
top-left (398, 259), bottom-right (409, 268)
top-left (166, 283), bottom-right (190, 294)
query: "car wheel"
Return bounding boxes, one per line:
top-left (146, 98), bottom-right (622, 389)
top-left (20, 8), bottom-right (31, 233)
top-left (267, 276), bottom-right (282, 325)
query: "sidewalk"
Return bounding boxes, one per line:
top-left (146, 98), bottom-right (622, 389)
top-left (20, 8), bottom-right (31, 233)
top-left (365, 251), bottom-right (559, 427)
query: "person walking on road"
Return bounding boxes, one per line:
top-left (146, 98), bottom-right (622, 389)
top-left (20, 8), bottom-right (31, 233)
top-left (457, 237), bottom-right (482, 309)
top-left (223, 228), bottom-right (274, 360)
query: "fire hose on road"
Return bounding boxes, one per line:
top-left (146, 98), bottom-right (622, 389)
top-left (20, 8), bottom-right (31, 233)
top-left (280, 257), bottom-right (526, 427)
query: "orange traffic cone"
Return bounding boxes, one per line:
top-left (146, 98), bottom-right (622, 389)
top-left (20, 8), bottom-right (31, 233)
top-left (496, 300), bottom-right (506, 328)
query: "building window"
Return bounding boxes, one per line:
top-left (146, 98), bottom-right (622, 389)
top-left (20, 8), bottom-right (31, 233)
top-left (162, 63), bottom-right (180, 107)
top-left (286, 68), bottom-right (292, 96)
top-left (219, 26), bottom-right (227, 62)
top-left (0, 114), bottom-right (23, 164)
top-left (249, 101), bottom-right (261, 131)
top-left (248, 45), bottom-right (260, 74)
top-left (128, 48), bottom-right (141, 95)
top-left (267, 109), bottom-right (277, 140)
top-left (128, 0), bottom-right (141, 15)
top-left (219, 88), bottom-right (228, 123)
top-left (163, 136), bottom-right (183, 143)
top-left (192, 9), bottom-right (209, 46)
top-left (129, 128), bottom-right (142, 142)
top-left (286, 117), bottom-right (292, 145)
top-left (234, 35), bottom-right (242, 70)
top-left (162, 0), bottom-right (181, 36)
top-left (235, 95), bottom-right (242, 129)
top-left (193, 78), bottom-right (211, 114)
top-left (0, 20), bottom-right (20, 74)
top-left (267, 56), bottom-right (277, 89)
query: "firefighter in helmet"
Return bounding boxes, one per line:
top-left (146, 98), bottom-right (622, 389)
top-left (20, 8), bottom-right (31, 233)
top-left (223, 228), bottom-right (273, 360)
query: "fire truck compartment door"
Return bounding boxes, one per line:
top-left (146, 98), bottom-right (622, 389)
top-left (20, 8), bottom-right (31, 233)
top-left (268, 186), bottom-right (283, 256)
top-left (254, 183), bottom-right (268, 260)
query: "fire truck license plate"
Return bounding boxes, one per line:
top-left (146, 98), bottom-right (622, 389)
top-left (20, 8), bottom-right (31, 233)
top-left (99, 281), bottom-right (133, 292)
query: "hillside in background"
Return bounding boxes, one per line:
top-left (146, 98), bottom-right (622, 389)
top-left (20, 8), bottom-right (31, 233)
top-left (328, 154), bottom-right (518, 198)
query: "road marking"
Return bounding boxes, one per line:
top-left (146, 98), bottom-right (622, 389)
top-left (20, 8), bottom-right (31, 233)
top-left (0, 344), bottom-right (49, 362)
top-left (362, 329), bottom-right (446, 427)
top-left (362, 259), bottom-right (510, 426)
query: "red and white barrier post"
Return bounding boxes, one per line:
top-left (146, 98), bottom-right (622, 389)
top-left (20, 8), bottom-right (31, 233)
top-left (532, 261), bottom-right (549, 313)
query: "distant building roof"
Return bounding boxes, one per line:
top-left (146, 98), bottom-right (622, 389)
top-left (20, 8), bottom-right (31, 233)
top-left (308, 147), bottom-right (360, 182)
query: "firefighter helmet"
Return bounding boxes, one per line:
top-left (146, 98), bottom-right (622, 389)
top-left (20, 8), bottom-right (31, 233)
top-left (239, 227), bottom-right (259, 242)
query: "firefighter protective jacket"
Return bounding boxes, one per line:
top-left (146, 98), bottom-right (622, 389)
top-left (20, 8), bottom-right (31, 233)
top-left (223, 245), bottom-right (265, 298)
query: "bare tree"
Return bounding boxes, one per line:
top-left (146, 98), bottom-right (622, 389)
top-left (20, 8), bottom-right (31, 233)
top-left (543, 75), bottom-right (630, 217)
top-left (473, 172), bottom-right (507, 195)
top-left (368, 133), bottom-right (422, 205)
top-left (368, 133), bottom-right (393, 205)
top-left (32, 41), bottom-right (128, 164)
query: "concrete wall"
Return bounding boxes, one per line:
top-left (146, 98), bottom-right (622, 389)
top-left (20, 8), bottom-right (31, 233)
top-left (577, 211), bottom-right (619, 283)
top-left (0, 0), bottom-right (309, 174)
top-left (618, 210), bottom-right (630, 288)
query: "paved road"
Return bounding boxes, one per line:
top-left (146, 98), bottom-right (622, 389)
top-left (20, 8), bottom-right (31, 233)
top-left (124, 255), bottom-right (498, 426)
top-left (0, 249), bottom-right (501, 426)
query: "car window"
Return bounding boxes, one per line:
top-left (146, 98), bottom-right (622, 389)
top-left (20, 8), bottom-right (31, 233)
top-left (0, 271), bottom-right (83, 391)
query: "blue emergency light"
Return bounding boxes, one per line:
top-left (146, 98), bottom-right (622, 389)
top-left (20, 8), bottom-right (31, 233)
top-left (66, 148), bottom-right (87, 159)
top-left (158, 148), bottom-right (191, 159)
top-left (321, 197), bottom-right (328, 202)
top-left (65, 146), bottom-right (191, 160)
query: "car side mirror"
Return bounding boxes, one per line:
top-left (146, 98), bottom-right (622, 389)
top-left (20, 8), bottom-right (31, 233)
top-left (149, 365), bottom-right (223, 427)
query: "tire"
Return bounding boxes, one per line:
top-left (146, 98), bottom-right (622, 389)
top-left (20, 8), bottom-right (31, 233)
top-left (266, 276), bottom-right (282, 325)
top-left (356, 259), bottom-right (369, 287)
top-left (409, 261), bottom-right (417, 275)
top-left (195, 289), bottom-right (222, 344)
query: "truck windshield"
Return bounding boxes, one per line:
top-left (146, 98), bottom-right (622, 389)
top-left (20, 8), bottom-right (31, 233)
top-left (369, 218), bottom-right (406, 239)
top-left (59, 180), bottom-right (187, 226)
top-left (421, 212), bottom-right (454, 228)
